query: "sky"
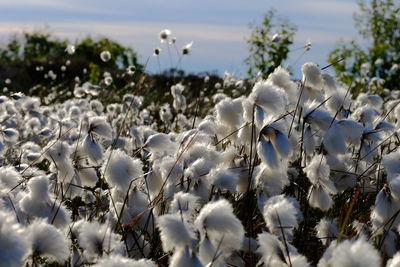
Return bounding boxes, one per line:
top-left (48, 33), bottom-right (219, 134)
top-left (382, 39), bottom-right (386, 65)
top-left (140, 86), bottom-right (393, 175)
top-left (0, 0), bottom-right (363, 78)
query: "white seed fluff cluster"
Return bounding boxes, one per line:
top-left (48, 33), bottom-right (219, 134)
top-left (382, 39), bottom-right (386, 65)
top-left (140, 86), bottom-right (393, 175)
top-left (1, 58), bottom-right (400, 266)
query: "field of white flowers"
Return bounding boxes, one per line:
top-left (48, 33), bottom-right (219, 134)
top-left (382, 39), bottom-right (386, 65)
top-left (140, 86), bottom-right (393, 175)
top-left (2, 30), bottom-right (400, 267)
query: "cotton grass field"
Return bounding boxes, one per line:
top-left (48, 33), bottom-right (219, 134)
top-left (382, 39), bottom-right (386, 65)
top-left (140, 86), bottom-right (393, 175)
top-left (2, 29), bottom-right (400, 267)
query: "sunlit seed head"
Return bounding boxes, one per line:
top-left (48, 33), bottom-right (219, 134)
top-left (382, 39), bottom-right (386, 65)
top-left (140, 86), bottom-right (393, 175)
top-left (304, 39), bottom-right (312, 51)
top-left (65, 44), bottom-right (75, 55)
top-left (169, 37), bottom-right (177, 45)
top-left (153, 47), bottom-right (161, 56)
top-left (61, 65), bottom-right (66, 72)
top-left (181, 41), bottom-right (193, 55)
top-left (5, 78), bottom-right (11, 84)
top-left (159, 29), bottom-right (171, 42)
top-left (104, 76), bottom-right (113, 86)
top-left (127, 65), bottom-right (136, 75)
top-left (100, 50), bottom-right (111, 62)
top-left (375, 58), bottom-right (384, 68)
top-left (271, 33), bottom-right (281, 42)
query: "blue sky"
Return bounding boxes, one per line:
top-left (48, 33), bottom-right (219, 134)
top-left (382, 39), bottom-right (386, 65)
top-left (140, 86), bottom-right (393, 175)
top-left (0, 0), bottom-right (363, 78)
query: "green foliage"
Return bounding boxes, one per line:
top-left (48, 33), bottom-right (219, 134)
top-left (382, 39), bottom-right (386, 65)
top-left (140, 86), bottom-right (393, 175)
top-left (328, 0), bottom-right (400, 95)
top-left (0, 31), bottom-right (142, 102)
top-left (245, 9), bottom-right (297, 79)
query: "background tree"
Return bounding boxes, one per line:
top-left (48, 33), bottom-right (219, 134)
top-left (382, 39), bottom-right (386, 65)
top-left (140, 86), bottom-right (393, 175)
top-left (245, 9), bottom-right (297, 79)
top-left (328, 0), bottom-right (400, 95)
top-left (0, 31), bottom-right (142, 102)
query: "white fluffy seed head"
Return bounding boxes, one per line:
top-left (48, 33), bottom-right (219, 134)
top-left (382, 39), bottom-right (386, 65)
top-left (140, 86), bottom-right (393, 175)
top-left (157, 213), bottom-right (196, 252)
top-left (94, 255), bottom-right (156, 267)
top-left (250, 80), bottom-right (288, 115)
top-left (88, 116), bottom-right (112, 139)
top-left (195, 199), bottom-right (244, 252)
top-left (44, 141), bottom-right (72, 163)
top-left (302, 101), bottom-right (334, 132)
top-left (77, 167), bottom-right (98, 187)
top-left (100, 51), bottom-right (111, 62)
top-left (304, 155), bottom-right (330, 185)
top-left (318, 238), bottom-right (380, 267)
top-left (27, 219), bottom-right (69, 263)
top-left (302, 62), bottom-right (323, 88)
top-left (371, 186), bottom-right (398, 230)
top-left (78, 220), bottom-right (125, 258)
top-left (257, 138), bottom-right (279, 169)
top-left (81, 134), bottom-right (103, 165)
top-left (0, 210), bottom-right (28, 267)
top-left (308, 184), bottom-right (334, 211)
top-left (304, 155), bottom-right (337, 196)
top-left (170, 192), bottom-right (200, 215)
top-left (144, 133), bottom-right (176, 155)
top-left (256, 165), bottom-right (290, 196)
top-left (102, 149), bottom-right (143, 190)
top-left (381, 150), bottom-right (400, 181)
top-left (322, 73), bottom-right (337, 92)
top-left (25, 175), bottom-right (51, 202)
top-left (0, 166), bottom-right (22, 191)
top-left (315, 218), bottom-right (338, 246)
top-left (263, 195), bottom-right (302, 242)
top-left (208, 166), bottom-right (238, 192)
top-left (268, 66), bottom-right (297, 95)
top-left (215, 97), bottom-right (244, 127)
